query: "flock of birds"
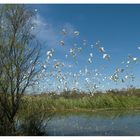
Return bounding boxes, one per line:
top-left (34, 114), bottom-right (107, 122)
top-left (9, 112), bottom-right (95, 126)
top-left (30, 9), bottom-right (139, 93)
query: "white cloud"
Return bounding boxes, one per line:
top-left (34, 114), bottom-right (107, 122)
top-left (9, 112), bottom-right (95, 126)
top-left (31, 14), bottom-right (60, 49)
top-left (31, 14), bottom-right (76, 50)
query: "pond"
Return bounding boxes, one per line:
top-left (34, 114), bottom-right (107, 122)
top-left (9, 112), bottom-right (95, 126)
top-left (46, 110), bottom-right (140, 136)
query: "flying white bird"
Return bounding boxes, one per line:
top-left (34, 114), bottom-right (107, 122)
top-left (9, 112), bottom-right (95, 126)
top-left (62, 29), bottom-right (67, 35)
top-left (90, 53), bottom-right (93, 57)
top-left (42, 64), bottom-right (46, 69)
top-left (46, 51), bottom-right (52, 57)
top-left (103, 54), bottom-right (110, 60)
top-left (133, 57), bottom-right (138, 62)
top-left (99, 47), bottom-right (105, 53)
top-left (60, 40), bottom-right (65, 46)
top-left (125, 75), bottom-right (129, 79)
top-left (74, 31), bottom-right (80, 36)
top-left (46, 49), bottom-right (54, 59)
top-left (88, 58), bottom-right (92, 63)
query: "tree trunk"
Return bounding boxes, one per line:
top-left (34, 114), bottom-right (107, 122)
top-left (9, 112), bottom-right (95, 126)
top-left (9, 117), bottom-right (16, 135)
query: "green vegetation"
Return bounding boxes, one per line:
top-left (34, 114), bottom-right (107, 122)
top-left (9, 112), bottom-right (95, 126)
top-left (0, 4), bottom-right (40, 136)
top-left (20, 88), bottom-right (140, 113)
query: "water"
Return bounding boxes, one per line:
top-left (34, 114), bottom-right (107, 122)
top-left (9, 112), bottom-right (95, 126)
top-left (46, 110), bottom-right (140, 136)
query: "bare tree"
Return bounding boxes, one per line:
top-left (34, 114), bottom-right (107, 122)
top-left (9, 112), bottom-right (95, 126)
top-left (0, 4), bottom-right (40, 134)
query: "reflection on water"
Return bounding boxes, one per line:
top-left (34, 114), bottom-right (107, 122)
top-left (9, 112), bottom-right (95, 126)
top-left (46, 110), bottom-right (140, 136)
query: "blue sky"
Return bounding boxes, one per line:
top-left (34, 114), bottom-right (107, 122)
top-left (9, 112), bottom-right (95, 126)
top-left (28, 4), bottom-right (140, 92)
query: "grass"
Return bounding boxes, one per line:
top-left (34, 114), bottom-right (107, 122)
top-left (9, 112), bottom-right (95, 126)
top-left (20, 88), bottom-right (140, 113)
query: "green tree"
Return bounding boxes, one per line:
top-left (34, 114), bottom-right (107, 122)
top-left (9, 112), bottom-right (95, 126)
top-left (0, 4), bottom-right (40, 135)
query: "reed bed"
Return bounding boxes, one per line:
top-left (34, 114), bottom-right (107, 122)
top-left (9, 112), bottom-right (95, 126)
top-left (20, 89), bottom-right (140, 113)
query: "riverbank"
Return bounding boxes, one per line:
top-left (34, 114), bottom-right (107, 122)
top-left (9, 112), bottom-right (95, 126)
top-left (21, 89), bottom-right (140, 114)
